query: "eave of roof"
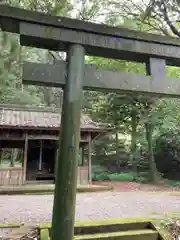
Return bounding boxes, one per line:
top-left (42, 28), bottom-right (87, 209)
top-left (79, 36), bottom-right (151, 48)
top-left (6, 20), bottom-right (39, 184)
top-left (0, 104), bottom-right (109, 132)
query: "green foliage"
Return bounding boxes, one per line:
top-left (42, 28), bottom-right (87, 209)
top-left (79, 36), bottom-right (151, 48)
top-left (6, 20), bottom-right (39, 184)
top-left (108, 172), bottom-right (134, 182)
top-left (92, 165), bottom-right (109, 181)
top-left (165, 180), bottom-right (180, 187)
top-left (154, 131), bottom-right (180, 180)
top-left (1, 0), bottom-right (180, 185)
top-left (92, 166), bottom-right (148, 183)
top-left (93, 173), bottom-right (110, 181)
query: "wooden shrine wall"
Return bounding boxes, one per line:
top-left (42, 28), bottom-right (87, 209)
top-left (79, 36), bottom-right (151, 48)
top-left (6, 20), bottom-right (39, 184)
top-left (0, 167), bottom-right (23, 185)
top-left (77, 167), bottom-right (89, 185)
top-left (0, 167), bottom-right (88, 185)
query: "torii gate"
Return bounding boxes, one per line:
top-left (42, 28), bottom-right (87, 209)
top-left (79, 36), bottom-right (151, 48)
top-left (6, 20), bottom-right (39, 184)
top-left (1, 4), bottom-right (180, 240)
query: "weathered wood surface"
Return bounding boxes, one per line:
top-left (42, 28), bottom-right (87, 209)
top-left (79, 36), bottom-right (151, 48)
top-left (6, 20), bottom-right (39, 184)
top-left (0, 135), bottom-right (91, 142)
top-left (51, 44), bottom-right (85, 240)
top-left (77, 167), bottom-right (89, 185)
top-left (23, 61), bottom-right (93, 88)
top-left (88, 134), bottom-right (92, 184)
top-left (0, 5), bottom-right (179, 45)
top-left (23, 61), bottom-right (180, 98)
top-left (19, 22), bottom-right (180, 65)
top-left (26, 167), bottom-right (88, 185)
top-left (146, 58), bottom-right (166, 80)
top-left (0, 5), bottom-right (180, 65)
top-left (0, 167), bottom-right (23, 185)
top-left (0, 166), bottom-right (88, 187)
top-left (23, 133), bottom-right (28, 183)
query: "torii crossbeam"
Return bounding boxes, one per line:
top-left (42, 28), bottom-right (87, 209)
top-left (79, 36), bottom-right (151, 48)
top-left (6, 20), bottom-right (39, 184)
top-left (1, 5), bottom-right (180, 66)
top-left (1, 4), bottom-right (180, 240)
top-left (23, 60), bottom-right (180, 97)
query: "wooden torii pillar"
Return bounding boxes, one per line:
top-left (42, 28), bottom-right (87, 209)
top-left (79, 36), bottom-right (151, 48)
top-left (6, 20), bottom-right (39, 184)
top-left (1, 4), bottom-right (180, 240)
top-left (88, 133), bottom-right (92, 184)
top-left (0, 142), bottom-right (2, 166)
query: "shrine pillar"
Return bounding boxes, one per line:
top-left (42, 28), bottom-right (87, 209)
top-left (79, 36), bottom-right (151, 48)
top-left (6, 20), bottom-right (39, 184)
top-left (88, 133), bottom-right (92, 184)
top-left (51, 44), bottom-right (85, 240)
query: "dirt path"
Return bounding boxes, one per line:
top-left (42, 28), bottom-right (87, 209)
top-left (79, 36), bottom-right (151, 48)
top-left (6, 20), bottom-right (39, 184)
top-left (0, 191), bottom-right (180, 225)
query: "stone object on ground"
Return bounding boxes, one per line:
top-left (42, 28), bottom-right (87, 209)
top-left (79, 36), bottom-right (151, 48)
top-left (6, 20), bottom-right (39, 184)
top-left (4, 225), bottom-right (37, 240)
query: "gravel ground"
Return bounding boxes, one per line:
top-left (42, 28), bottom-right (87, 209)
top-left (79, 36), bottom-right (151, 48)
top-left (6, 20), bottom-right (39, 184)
top-left (1, 191), bottom-right (180, 238)
top-left (0, 191), bottom-right (180, 224)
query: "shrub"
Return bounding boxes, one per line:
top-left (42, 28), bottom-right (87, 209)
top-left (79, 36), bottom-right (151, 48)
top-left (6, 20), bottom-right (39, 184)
top-left (164, 179), bottom-right (180, 187)
top-left (154, 131), bottom-right (180, 180)
top-left (92, 170), bottom-right (149, 183)
top-left (92, 165), bottom-right (109, 181)
top-left (108, 172), bottom-right (134, 182)
top-left (91, 164), bottom-right (150, 183)
top-left (95, 173), bottom-right (110, 181)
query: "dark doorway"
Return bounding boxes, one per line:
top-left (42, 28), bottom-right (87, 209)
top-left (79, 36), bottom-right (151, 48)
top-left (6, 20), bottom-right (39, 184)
top-left (26, 140), bottom-right (56, 182)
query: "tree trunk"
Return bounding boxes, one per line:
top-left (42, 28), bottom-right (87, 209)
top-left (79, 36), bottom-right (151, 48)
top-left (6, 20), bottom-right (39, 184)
top-left (115, 131), bottom-right (119, 158)
top-left (131, 109), bottom-right (137, 174)
top-left (145, 122), bottom-right (159, 183)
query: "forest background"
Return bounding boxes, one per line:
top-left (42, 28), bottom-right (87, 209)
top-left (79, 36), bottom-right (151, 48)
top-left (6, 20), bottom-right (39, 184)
top-left (1, 0), bottom-right (180, 185)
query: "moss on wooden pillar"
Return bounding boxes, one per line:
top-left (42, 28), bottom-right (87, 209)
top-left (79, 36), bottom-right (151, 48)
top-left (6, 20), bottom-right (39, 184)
top-left (88, 133), bottom-right (92, 184)
top-left (51, 44), bottom-right (85, 240)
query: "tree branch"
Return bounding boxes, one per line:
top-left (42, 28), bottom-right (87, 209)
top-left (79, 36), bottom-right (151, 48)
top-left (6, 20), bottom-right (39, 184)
top-left (161, 1), bottom-right (180, 37)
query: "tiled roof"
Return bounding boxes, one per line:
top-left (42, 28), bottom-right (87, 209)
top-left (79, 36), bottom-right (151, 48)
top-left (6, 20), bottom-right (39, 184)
top-left (0, 105), bottom-right (102, 131)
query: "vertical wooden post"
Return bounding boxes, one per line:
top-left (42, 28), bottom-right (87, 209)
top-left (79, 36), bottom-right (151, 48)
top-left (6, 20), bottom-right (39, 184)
top-left (23, 133), bottom-right (28, 184)
top-left (54, 144), bottom-right (58, 172)
top-left (38, 140), bottom-right (43, 171)
top-left (81, 146), bottom-right (85, 167)
top-left (51, 44), bottom-right (85, 240)
top-left (88, 133), bottom-right (92, 184)
top-left (0, 142), bottom-right (2, 166)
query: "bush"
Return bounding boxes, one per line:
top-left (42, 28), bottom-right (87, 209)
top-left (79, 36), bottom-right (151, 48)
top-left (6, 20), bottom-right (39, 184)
top-left (164, 179), bottom-right (180, 187)
top-left (154, 131), bottom-right (180, 180)
top-left (92, 165), bottom-right (109, 181)
top-left (92, 169), bottom-right (149, 183)
top-left (95, 173), bottom-right (110, 181)
top-left (108, 172), bottom-right (134, 182)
